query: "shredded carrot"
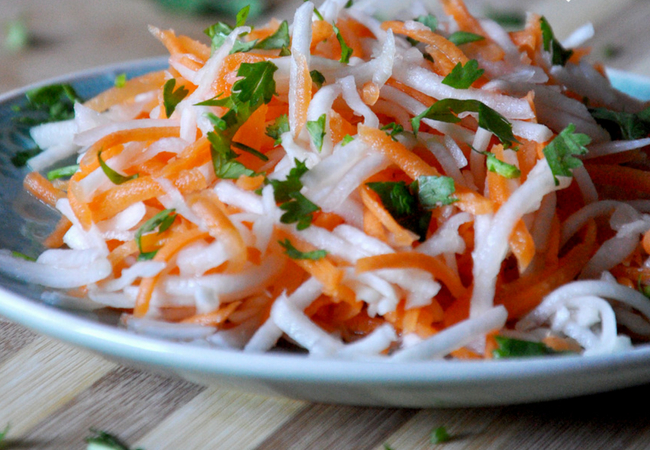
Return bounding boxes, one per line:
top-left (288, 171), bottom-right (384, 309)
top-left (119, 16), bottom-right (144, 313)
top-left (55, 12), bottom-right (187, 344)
top-left (181, 301), bottom-right (242, 326)
top-left (23, 172), bottom-right (65, 207)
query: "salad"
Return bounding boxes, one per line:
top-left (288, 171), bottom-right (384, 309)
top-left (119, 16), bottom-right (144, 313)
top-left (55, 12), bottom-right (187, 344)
top-left (2, 0), bottom-right (650, 361)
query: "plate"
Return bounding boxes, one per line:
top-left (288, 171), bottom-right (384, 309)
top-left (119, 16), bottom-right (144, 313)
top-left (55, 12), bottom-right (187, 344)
top-left (1, 58), bottom-right (650, 408)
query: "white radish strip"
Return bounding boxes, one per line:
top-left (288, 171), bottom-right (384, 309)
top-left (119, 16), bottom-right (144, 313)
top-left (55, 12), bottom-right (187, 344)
top-left (518, 280), bottom-right (650, 331)
top-left (562, 23), bottom-right (595, 48)
top-left (333, 224), bottom-right (395, 256)
top-left (561, 200), bottom-right (624, 246)
top-left (28, 143), bottom-right (80, 172)
top-left (0, 249), bottom-right (111, 289)
top-left (417, 212), bottom-right (472, 257)
top-left (73, 119), bottom-right (180, 147)
top-left (511, 120), bottom-right (553, 143)
top-left (291, 2), bottom-right (314, 61)
top-left (214, 181), bottom-right (264, 214)
top-left (585, 138), bottom-right (650, 159)
top-left (339, 75), bottom-right (379, 128)
top-left (336, 324), bottom-right (397, 358)
top-left (391, 306), bottom-right (508, 361)
top-left (99, 261), bottom-right (166, 292)
top-left (31, 119), bottom-right (76, 149)
top-left (419, 135), bottom-right (464, 184)
top-left (176, 240), bottom-right (228, 277)
top-left (56, 198), bottom-right (108, 252)
top-left (271, 293), bottom-right (343, 357)
top-left (572, 165), bottom-right (598, 205)
top-left (245, 277), bottom-right (323, 352)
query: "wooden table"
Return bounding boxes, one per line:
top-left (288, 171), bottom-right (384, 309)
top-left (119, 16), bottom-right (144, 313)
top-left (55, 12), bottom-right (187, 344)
top-left (2, 0), bottom-right (650, 448)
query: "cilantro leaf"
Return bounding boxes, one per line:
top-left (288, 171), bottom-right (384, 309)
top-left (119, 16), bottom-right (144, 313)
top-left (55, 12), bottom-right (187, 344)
top-left (280, 192), bottom-right (320, 230)
top-left (341, 134), bottom-right (354, 146)
top-left (411, 98), bottom-right (519, 148)
top-left (279, 45), bottom-right (291, 56)
top-left (279, 238), bottom-right (327, 260)
top-left (485, 152), bottom-right (521, 179)
top-left (12, 251), bottom-right (36, 261)
top-left (540, 16), bottom-right (574, 66)
top-left (366, 181), bottom-right (431, 240)
top-left (232, 141), bottom-right (269, 161)
top-left (310, 70), bottom-right (326, 88)
top-left (85, 428), bottom-right (141, 450)
top-left (381, 122), bottom-right (404, 141)
top-left (306, 114), bottom-right (327, 151)
top-left (447, 31), bottom-right (485, 46)
top-left (416, 175), bottom-right (458, 208)
top-left (11, 147), bottom-right (41, 167)
top-left (47, 164), bottom-right (79, 180)
top-left (231, 61), bottom-right (278, 106)
top-left (486, 10), bottom-right (525, 28)
top-left (269, 159), bottom-right (309, 202)
top-left (208, 131), bottom-right (256, 179)
top-left (204, 22), bottom-right (234, 52)
top-left (430, 426), bottom-right (451, 444)
top-left (345, 0), bottom-right (354, 7)
top-left (441, 60), bottom-right (484, 89)
top-left (98, 151), bottom-right (139, 185)
top-left (254, 21), bottom-right (290, 50)
top-left (542, 123), bottom-right (590, 185)
top-left (266, 114), bottom-right (290, 145)
top-left (589, 105), bottom-right (650, 141)
top-left (162, 79), bottom-right (189, 118)
top-left (492, 336), bottom-right (559, 358)
top-left (135, 209), bottom-right (177, 260)
top-left (14, 83), bottom-right (82, 125)
top-left (415, 14), bottom-right (437, 32)
top-left (235, 4), bottom-right (250, 27)
top-left (332, 24), bottom-right (353, 64)
top-left (114, 73), bottom-right (127, 88)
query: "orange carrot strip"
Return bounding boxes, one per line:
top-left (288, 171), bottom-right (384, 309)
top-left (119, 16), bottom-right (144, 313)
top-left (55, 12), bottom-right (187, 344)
top-left (356, 252), bottom-right (467, 299)
top-left (290, 53), bottom-right (312, 139)
top-left (23, 172), bottom-right (65, 207)
top-left (161, 136), bottom-right (211, 178)
top-left (358, 124), bottom-right (494, 215)
top-left (43, 216), bottom-right (72, 249)
top-left (188, 191), bottom-right (247, 273)
top-left (180, 301), bottom-right (242, 326)
top-left (134, 227), bottom-right (209, 317)
top-left (382, 21), bottom-right (468, 75)
top-left (643, 230), bottom-right (650, 255)
top-left (84, 71), bottom-right (167, 113)
top-left (360, 185), bottom-right (418, 247)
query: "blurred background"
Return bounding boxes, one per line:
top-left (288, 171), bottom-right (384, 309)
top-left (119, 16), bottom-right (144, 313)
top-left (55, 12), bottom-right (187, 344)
top-left (1, 0), bottom-right (650, 94)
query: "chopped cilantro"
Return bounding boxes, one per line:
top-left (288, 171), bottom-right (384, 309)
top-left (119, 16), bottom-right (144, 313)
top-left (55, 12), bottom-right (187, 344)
top-left (415, 14), bottom-right (438, 32)
top-left (540, 16), bottom-right (573, 66)
top-left (366, 181), bottom-right (431, 240)
top-left (416, 175), bottom-right (458, 208)
top-left (11, 147), bottom-right (41, 167)
top-left (306, 113), bottom-right (327, 151)
top-left (380, 122), bottom-right (404, 141)
top-left (411, 98), bottom-right (519, 149)
top-left (441, 60), bottom-right (484, 89)
top-left (47, 164), bottom-right (79, 180)
top-left (231, 61), bottom-right (278, 105)
top-left (85, 428), bottom-right (142, 450)
top-left (14, 83), bottom-right (82, 126)
top-left (11, 251), bottom-right (35, 261)
top-left (341, 134), bottom-right (354, 146)
top-left (279, 45), bottom-right (291, 56)
top-left (231, 141), bottom-right (269, 161)
top-left (332, 24), bottom-right (353, 64)
top-left (266, 114), bottom-right (290, 146)
top-left (254, 21), bottom-right (290, 50)
top-left (589, 105), bottom-right (650, 141)
top-left (203, 8), bottom-right (257, 55)
top-left (492, 336), bottom-right (559, 358)
top-left (114, 73), bottom-right (127, 88)
top-left (447, 31), bottom-right (485, 46)
top-left (312, 6), bottom-right (325, 21)
top-left (486, 10), bottom-right (525, 28)
top-left (542, 123), bottom-right (590, 185)
top-left (98, 151), bottom-right (139, 185)
top-left (208, 131), bottom-right (256, 179)
top-left (430, 426), bottom-right (451, 444)
top-left (345, 0), bottom-right (354, 7)
top-left (485, 152), bottom-right (521, 179)
top-left (279, 238), bottom-right (327, 260)
top-left (235, 4), bottom-right (250, 27)
top-left (268, 159), bottom-right (320, 229)
top-left (383, 445), bottom-right (395, 450)
top-left (135, 209), bottom-right (177, 261)
top-left (162, 79), bottom-right (189, 118)
top-left (310, 70), bottom-right (326, 89)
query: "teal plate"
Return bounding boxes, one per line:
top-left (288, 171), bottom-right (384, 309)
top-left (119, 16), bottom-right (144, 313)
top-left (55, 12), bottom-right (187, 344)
top-left (0, 60), bottom-right (650, 408)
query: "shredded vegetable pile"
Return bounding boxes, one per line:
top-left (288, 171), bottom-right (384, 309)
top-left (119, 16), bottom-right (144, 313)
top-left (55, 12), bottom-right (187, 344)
top-left (4, 0), bottom-right (650, 360)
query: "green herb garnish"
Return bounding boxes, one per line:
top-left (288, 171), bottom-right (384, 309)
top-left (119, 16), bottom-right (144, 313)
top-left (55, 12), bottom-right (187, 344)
top-left (13, 83), bottom-right (82, 126)
top-left (332, 24), bottom-right (353, 63)
top-left (266, 114), bottom-right (290, 146)
top-left (135, 209), bottom-right (177, 261)
top-left (542, 123), bottom-right (590, 185)
top-left (114, 73), bottom-right (127, 88)
top-left (254, 20), bottom-right (290, 50)
top-left (310, 70), bottom-right (326, 89)
top-left (416, 175), bottom-right (458, 208)
top-left (447, 31), bottom-right (485, 46)
top-left (306, 113), bottom-right (327, 151)
top-left (98, 151), bottom-right (138, 185)
top-left (411, 98), bottom-right (518, 149)
top-left (416, 14), bottom-right (438, 32)
top-left (341, 134), bottom-right (354, 146)
top-left (162, 79), bottom-right (189, 118)
top-left (366, 181), bottom-right (431, 240)
top-left (85, 429), bottom-right (143, 450)
top-left (540, 16), bottom-right (574, 66)
top-left (279, 238), bottom-right (327, 260)
top-left (441, 60), bottom-right (484, 89)
top-left (492, 336), bottom-right (559, 358)
top-left (268, 159), bottom-right (320, 229)
top-left (11, 148), bottom-right (41, 167)
top-left (47, 164), bottom-right (79, 180)
top-left (589, 105), bottom-right (650, 141)
top-left (430, 426), bottom-right (451, 444)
